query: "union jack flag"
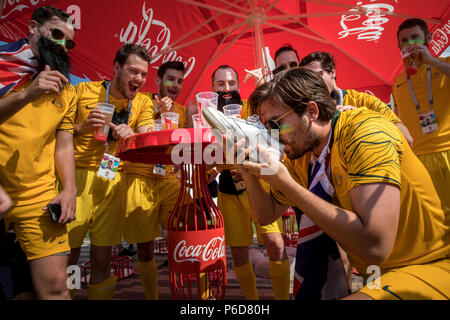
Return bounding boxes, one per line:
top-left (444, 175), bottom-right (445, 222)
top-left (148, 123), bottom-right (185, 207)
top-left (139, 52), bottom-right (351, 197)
top-left (292, 137), bottom-right (351, 300)
top-left (0, 39), bottom-right (39, 98)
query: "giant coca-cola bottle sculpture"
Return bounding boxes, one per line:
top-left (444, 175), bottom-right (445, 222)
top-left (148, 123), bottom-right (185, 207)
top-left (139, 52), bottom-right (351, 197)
top-left (168, 162), bottom-right (226, 300)
top-left (117, 120), bottom-right (227, 299)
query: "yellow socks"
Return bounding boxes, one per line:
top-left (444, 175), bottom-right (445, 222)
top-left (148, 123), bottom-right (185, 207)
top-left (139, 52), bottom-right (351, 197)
top-left (234, 261), bottom-right (259, 300)
top-left (69, 288), bottom-right (76, 300)
top-left (137, 260), bottom-right (159, 300)
top-left (269, 259), bottom-right (291, 300)
top-left (87, 275), bottom-right (117, 300)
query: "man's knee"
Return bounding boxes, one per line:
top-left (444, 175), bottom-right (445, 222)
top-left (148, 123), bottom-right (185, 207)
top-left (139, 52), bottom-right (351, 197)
top-left (29, 255), bottom-right (71, 299)
top-left (231, 246), bottom-right (249, 267)
top-left (137, 241), bottom-right (154, 262)
top-left (90, 246), bottom-right (112, 269)
top-left (262, 233), bottom-right (286, 260)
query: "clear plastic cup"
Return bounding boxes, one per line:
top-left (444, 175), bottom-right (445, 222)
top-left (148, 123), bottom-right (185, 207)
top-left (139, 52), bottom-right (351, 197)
top-left (196, 92), bottom-right (218, 128)
top-left (152, 119), bottom-right (163, 131)
top-left (94, 102), bottom-right (115, 141)
top-left (161, 112), bottom-right (179, 130)
top-left (192, 114), bottom-right (203, 128)
top-left (223, 104), bottom-right (242, 118)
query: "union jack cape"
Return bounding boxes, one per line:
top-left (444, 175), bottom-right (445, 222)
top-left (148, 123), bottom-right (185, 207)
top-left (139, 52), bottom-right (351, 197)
top-left (0, 39), bottom-right (39, 98)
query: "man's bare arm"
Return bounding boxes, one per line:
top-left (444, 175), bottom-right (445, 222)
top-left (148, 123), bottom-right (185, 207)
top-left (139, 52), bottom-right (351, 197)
top-left (241, 148), bottom-right (400, 265)
top-left (50, 131), bottom-right (76, 224)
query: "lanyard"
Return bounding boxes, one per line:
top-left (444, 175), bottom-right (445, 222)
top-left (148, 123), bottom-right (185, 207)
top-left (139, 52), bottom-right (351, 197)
top-left (407, 64), bottom-right (433, 114)
top-left (104, 81), bottom-right (132, 151)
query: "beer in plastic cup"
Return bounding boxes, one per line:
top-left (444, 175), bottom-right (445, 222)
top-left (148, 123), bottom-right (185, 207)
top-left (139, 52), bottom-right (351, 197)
top-left (223, 104), bottom-right (242, 118)
top-left (192, 114), bottom-right (203, 128)
top-left (94, 102), bottom-right (115, 141)
top-left (152, 119), bottom-right (163, 131)
top-left (161, 112), bottom-right (179, 130)
top-left (400, 39), bottom-right (423, 76)
top-left (196, 92), bottom-right (218, 128)
top-left (402, 51), bottom-right (419, 76)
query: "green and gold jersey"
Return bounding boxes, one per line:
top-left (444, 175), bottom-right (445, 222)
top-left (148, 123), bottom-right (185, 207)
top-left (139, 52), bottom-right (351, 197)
top-left (272, 108), bottom-right (449, 274)
top-left (73, 81), bottom-right (153, 170)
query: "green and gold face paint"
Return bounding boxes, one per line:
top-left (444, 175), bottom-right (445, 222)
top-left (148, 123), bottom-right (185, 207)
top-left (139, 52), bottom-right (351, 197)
top-left (401, 38), bottom-right (424, 49)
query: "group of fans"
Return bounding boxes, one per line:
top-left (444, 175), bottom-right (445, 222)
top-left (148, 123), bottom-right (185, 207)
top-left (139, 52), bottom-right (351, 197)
top-left (0, 5), bottom-right (448, 300)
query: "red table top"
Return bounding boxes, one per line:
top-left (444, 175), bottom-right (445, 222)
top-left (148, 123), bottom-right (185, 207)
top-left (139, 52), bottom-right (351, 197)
top-left (117, 128), bottom-right (216, 165)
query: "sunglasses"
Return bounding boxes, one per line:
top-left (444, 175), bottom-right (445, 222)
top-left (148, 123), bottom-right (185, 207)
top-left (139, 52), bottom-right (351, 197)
top-left (272, 61), bottom-right (299, 75)
top-left (267, 109), bottom-right (294, 130)
top-left (48, 28), bottom-right (76, 51)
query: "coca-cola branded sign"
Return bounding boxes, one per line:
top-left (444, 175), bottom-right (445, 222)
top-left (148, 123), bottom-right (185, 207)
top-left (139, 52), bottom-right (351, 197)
top-left (430, 14), bottom-right (450, 57)
top-left (1, 0), bottom-right (58, 22)
top-left (118, 1), bottom-right (196, 79)
top-left (337, 0), bottom-right (398, 42)
top-left (168, 228), bottom-right (226, 273)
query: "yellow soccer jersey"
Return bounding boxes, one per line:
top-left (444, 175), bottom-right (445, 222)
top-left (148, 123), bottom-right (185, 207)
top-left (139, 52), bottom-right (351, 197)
top-left (0, 81), bottom-right (77, 206)
top-left (271, 108), bottom-right (449, 274)
top-left (392, 57), bottom-right (450, 156)
top-left (73, 81), bottom-right (153, 169)
top-left (125, 93), bottom-right (187, 178)
top-left (343, 89), bottom-right (401, 124)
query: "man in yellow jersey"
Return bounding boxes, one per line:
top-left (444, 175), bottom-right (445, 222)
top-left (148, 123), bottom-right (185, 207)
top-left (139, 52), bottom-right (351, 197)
top-left (392, 18), bottom-right (450, 224)
top-left (67, 44), bottom-right (153, 300)
top-left (292, 51), bottom-right (415, 299)
top-left (240, 68), bottom-right (449, 300)
top-left (300, 51), bottom-right (413, 146)
top-left (207, 65), bottom-right (290, 300)
top-left (123, 60), bottom-right (186, 299)
top-left (0, 6), bottom-right (77, 299)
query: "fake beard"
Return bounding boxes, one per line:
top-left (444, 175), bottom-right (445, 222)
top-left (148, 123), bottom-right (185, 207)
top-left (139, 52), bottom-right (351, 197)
top-left (37, 36), bottom-right (71, 79)
top-left (216, 90), bottom-right (242, 112)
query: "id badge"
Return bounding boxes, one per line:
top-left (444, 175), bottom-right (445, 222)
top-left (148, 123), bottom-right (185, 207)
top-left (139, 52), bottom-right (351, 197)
top-left (419, 110), bottom-right (439, 134)
top-left (97, 154), bottom-right (120, 180)
top-left (153, 164), bottom-right (166, 176)
top-left (231, 170), bottom-right (246, 191)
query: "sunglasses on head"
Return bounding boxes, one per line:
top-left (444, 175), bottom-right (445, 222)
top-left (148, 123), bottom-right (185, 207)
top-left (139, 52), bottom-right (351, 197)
top-left (267, 109), bottom-right (294, 130)
top-left (48, 28), bottom-right (76, 51)
top-left (272, 61), bottom-right (299, 75)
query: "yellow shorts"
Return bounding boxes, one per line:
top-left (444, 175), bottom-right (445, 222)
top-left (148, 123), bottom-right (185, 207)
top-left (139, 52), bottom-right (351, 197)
top-left (217, 190), bottom-right (283, 247)
top-left (67, 168), bottom-right (125, 248)
top-left (418, 150), bottom-right (450, 224)
top-left (123, 174), bottom-right (180, 244)
top-left (5, 199), bottom-right (70, 261)
top-left (360, 258), bottom-right (450, 300)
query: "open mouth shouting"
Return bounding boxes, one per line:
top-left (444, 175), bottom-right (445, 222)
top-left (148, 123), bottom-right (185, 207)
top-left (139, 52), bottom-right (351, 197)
top-left (222, 92), bottom-right (232, 100)
top-left (166, 87), bottom-right (179, 100)
top-left (128, 82), bottom-right (140, 97)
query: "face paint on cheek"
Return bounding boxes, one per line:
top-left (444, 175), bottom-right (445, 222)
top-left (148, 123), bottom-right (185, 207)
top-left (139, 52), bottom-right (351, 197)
top-left (280, 123), bottom-right (294, 135)
top-left (163, 81), bottom-right (174, 87)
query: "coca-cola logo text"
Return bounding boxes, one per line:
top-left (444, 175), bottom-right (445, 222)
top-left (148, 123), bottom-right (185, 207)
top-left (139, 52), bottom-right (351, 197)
top-left (119, 1), bottom-right (196, 78)
top-left (1, 0), bottom-right (45, 20)
top-left (338, 1), bottom-right (398, 42)
top-left (430, 20), bottom-right (450, 57)
top-left (173, 236), bottom-right (225, 263)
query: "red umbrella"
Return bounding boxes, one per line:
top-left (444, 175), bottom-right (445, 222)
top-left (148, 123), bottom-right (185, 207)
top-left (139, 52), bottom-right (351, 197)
top-left (1, 0), bottom-right (449, 104)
